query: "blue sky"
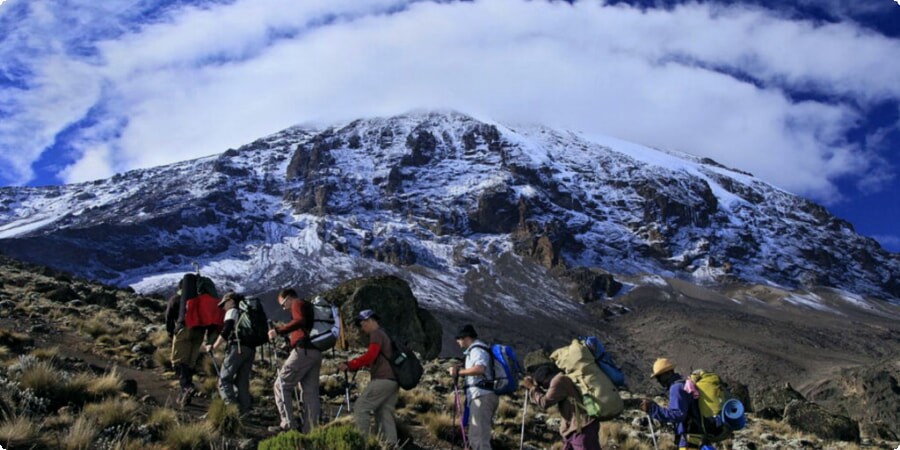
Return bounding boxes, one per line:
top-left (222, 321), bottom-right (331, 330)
top-left (1, 0), bottom-right (899, 251)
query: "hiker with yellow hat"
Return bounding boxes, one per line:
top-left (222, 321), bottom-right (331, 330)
top-left (640, 358), bottom-right (699, 449)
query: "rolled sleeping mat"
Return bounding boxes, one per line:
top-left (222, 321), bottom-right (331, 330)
top-left (722, 398), bottom-right (746, 430)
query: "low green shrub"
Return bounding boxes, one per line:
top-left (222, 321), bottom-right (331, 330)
top-left (258, 424), bottom-right (385, 450)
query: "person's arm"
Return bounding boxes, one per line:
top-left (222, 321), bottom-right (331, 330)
top-left (275, 300), bottom-right (306, 334)
top-left (165, 295), bottom-right (179, 336)
top-left (649, 384), bottom-right (689, 423)
top-left (454, 346), bottom-right (488, 376)
top-left (528, 376), bottom-right (567, 409)
top-left (346, 343), bottom-right (382, 371)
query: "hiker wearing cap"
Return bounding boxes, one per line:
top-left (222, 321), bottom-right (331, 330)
top-left (522, 363), bottom-right (601, 450)
top-left (204, 292), bottom-right (255, 415)
top-left (338, 309), bottom-right (399, 445)
top-left (267, 288), bottom-right (322, 433)
top-left (449, 324), bottom-right (498, 450)
top-left (640, 358), bottom-right (695, 449)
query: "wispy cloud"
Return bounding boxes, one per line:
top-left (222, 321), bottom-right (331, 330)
top-left (1, 0), bottom-right (899, 205)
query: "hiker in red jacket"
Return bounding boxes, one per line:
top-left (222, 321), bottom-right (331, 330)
top-left (338, 309), bottom-right (399, 446)
top-left (267, 288), bottom-right (322, 433)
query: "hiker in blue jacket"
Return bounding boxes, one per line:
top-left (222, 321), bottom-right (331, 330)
top-left (640, 358), bottom-right (696, 449)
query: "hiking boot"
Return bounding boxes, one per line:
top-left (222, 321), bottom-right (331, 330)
top-left (267, 424), bottom-right (292, 434)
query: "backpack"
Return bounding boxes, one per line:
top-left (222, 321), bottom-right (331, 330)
top-left (179, 273), bottom-right (223, 329)
top-left (470, 343), bottom-right (523, 396)
top-left (550, 339), bottom-right (624, 421)
top-left (386, 335), bottom-right (424, 390)
top-left (235, 297), bottom-right (269, 348)
top-left (580, 336), bottom-right (626, 388)
top-left (308, 297), bottom-right (340, 351)
top-left (687, 370), bottom-right (738, 442)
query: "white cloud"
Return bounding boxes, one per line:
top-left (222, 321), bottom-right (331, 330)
top-left (1, 0), bottom-right (899, 204)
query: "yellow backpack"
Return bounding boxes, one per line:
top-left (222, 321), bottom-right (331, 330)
top-left (689, 369), bottom-right (732, 443)
top-left (550, 339), bottom-right (624, 420)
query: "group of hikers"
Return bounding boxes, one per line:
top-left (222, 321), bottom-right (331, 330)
top-left (165, 273), bottom-right (744, 449)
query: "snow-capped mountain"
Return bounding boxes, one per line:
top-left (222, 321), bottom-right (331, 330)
top-left (0, 110), bottom-right (898, 312)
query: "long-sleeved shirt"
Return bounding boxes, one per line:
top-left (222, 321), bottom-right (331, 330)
top-left (274, 298), bottom-right (310, 348)
top-left (648, 375), bottom-right (691, 446)
top-left (347, 328), bottom-right (395, 380)
top-left (528, 373), bottom-right (596, 437)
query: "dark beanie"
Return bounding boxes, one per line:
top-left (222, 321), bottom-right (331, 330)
top-left (455, 324), bottom-right (478, 339)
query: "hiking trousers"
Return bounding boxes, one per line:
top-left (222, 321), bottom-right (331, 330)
top-left (468, 392), bottom-right (499, 450)
top-left (274, 347), bottom-right (322, 432)
top-left (218, 343), bottom-right (255, 414)
top-left (562, 419), bottom-right (601, 450)
top-left (171, 326), bottom-right (210, 370)
top-left (353, 378), bottom-right (399, 445)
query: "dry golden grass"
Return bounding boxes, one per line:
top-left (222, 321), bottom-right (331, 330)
top-left (250, 377), bottom-right (267, 401)
top-left (146, 407), bottom-right (179, 432)
top-left (0, 416), bottom-right (38, 447)
top-left (62, 416), bottom-right (98, 450)
top-left (80, 311), bottom-right (119, 338)
top-left (83, 397), bottom-right (140, 429)
top-left (152, 346), bottom-right (172, 370)
top-left (87, 369), bottom-right (123, 398)
top-left (399, 389), bottom-right (437, 413)
top-left (420, 411), bottom-right (460, 444)
top-left (151, 329), bottom-right (171, 348)
top-left (207, 397), bottom-right (242, 436)
top-left (163, 421), bottom-right (216, 450)
top-left (0, 345), bottom-right (10, 361)
top-left (495, 397), bottom-right (521, 421)
top-left (199, 374), bottom-right (219, 396)
top-left (19, 359), bottom-right (65, 401)
top-left (30, 345), bottom-right (60, 360)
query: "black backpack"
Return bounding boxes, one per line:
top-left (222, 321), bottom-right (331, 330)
top-left (386, 335), bottom-right (423, 390)
top-left (235, 297), bottom-right (269, 348)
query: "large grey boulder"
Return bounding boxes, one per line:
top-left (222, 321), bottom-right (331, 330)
top-left (753, 383), bottom-right (805, 420)
top-left (319, 275), bottom-right (442, 359)
top-left (783, 399), bottom-right (860, 442)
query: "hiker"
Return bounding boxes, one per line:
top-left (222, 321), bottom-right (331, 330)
top-left (268, 288), bottom-right (323, 433)
top-left (522, 363), bottom-right (601, 450)
top-left (640, 358), bottom-right (697, 449)
top-left (448, 324), bottom-right (498, 450)
top-left (338, 309), bottom-right (399, 446)
top-left (205, 292), bottom-right (254, 415)
top-left (165, 275), bottom-right (223, 407)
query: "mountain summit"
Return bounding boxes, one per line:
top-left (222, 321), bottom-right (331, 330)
top-left (0, 111), bottom-right (898, 307)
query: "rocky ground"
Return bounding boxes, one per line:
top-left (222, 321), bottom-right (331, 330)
top-left (0, 254), bottom-right (897, 449)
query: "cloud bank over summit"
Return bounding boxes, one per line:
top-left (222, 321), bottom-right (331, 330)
top-left (1, 0), bottom-right (899, 205)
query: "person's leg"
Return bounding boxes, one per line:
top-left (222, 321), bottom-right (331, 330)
top-left (273, 348), bottom-right (305, 430)
top-left (217, 344), bottom-right (240, 404)
top-left (236, 346), bottom-right (255, 414)
top-left (354, 379), bottom-right (397, 441)
top-left (468, 393), bottom-right (498, 450)
top-left (372, 380), bottom-right (399, 445)
top-left (568, 420), bottom-right (602, 450)
top-left (297, 349), bottom-right (323, 432)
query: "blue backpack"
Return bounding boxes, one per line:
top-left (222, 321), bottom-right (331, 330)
top-left (581, 336), bottom-right (626, 388)
top-left (471, 343), bottom-right (523, 395)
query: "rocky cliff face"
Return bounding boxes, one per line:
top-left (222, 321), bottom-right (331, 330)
top-left (0, 111), bottom-right (897, 310)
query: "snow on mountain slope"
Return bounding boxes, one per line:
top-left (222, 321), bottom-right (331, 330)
top-left (0, 111), bottom-right (897, 313)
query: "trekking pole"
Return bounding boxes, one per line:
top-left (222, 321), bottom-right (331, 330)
top-left (519, 395), bottom-right (528, 450)
top-left (647, 413), bottom-right (659, 450)
top-left (452, 369), bottom-right (468, 450)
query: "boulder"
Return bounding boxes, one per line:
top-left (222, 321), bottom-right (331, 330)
top-left (469, 184), bottom-right (521, 234)
top-left (319, 276), bottom-right (441, 359)
top-left (783, 399), bottom-right (860, 442)
top-left (561, 267), bottom-right (622, 303)
top-left (753, 382), bottom-right (805, 420)
top-left (47, 285), bottom-right (79, 303)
